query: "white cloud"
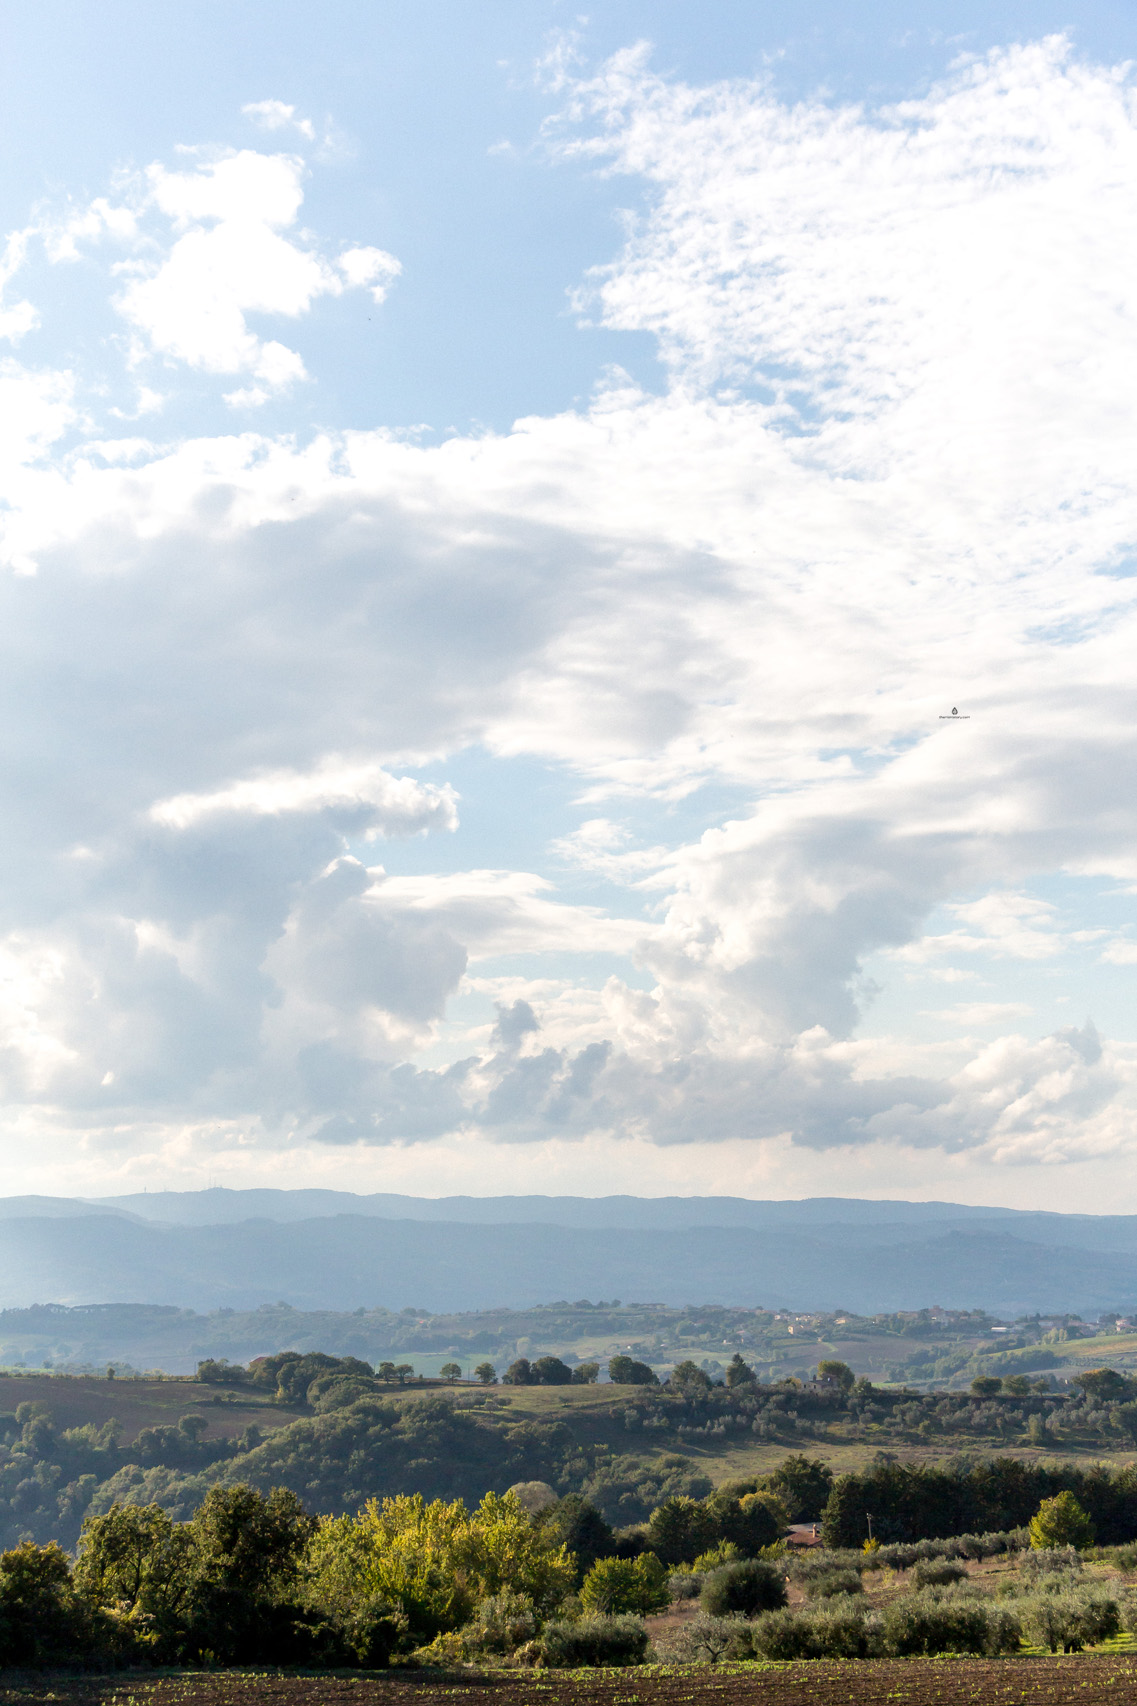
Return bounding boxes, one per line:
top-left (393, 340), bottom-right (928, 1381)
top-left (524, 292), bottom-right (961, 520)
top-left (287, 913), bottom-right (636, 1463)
top-left (337, 245), bottom-right (402, 303)
top-left (1, 40), bottom-right (1137, 1182)
top-left (149, 760), bottom-right (457, 837)
top-left (242, 100), bottom-right (317, 142)
top-left (42, 147), bottom-right (400, 406)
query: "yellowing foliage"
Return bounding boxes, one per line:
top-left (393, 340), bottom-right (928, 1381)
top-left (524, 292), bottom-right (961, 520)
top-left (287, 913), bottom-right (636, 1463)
top-left (303, 1489), bottom-right (573, 1641)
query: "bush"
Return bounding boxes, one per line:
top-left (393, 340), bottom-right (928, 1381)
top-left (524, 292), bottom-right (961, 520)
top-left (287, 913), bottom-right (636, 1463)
top-left (539, 1614), bottom-right (649, 1667)
top-left (701, 1557), bottom-right (787, 1617)
top-left (580, 1554), bottom-right (668, 1616)
top-left (911, 1559), bottom-right (968, 1590)
top-left (668, 1571), bottom-right (702, 1600)
top-left (1020, 1544), bottom-right (1083, 1583)
top-left (463, 1591), bottom-right (538, 1656)
top-left (803, 1568), bottom-right (864, 1600)
top-left (881, 1592), bottom-right (1020, 1656)
top-left (1020, 1589), bottom-right (1120, 1653)
top-left (661, 1613), bottom-right (751, 1664)
top-left (749, 1605), bottom-right (881, 1661)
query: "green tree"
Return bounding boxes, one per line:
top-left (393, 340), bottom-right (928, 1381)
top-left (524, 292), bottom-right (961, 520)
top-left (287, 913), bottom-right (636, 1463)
top-left (1029, 1491), bottom-right (1095, 1551)
top-left (474, 1363), bottom-right (497, 1385)
top-left (0, 1541), bottom-right (105, 1667)
top-left (503, 1358), bottom-right (533, 1385)
top-left (763, 1455), bottom-right (834, 1522)
top-left (1076, 1368), bottom-right (1131, 1402)
top-left (530, 1356), bottom-right (573, 1386)
top-left (534, 1495), bottom-right (614, 1585)
top-left (579, 1553), bottom-right (668, 1615)
top-left (571, 1362), bottom-right (600, 1384)
top-left (75, 1502), bottom-right (195, 1626)
top-left (970, 1377), bottom-right (1003, 1397)
top-left (438, 1363), bottom-right (462, 1383)
top-left (816, 1360), bottom-right (855, 1392)
top-left (669, 1360), bottom-right (711, 1396)
top-left (1003, 1375), bottom-right (1033, 1396)
top-left (644, 1496), bottom-right (717, 1567)
top-left (607, 1356), bottom-right (657, 1386)
top-left (726, 1353), bottom-right (755, 1388)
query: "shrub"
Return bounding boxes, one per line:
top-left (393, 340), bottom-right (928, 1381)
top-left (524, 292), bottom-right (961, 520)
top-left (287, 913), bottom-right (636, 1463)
top-left (660, 1613), bottom-right (751, 1664)
top-left (539, 1614), bottom-right (649, 1667)
top-left (1020, 1544), bottom-right (1083, 1583)
top-left (749, 1605), bottom-right (881, 1661)
top-left (701, 1557), bottom-right (787, 1617)
top-left (1020, 1589), bottom-right (1120, 1653)
top-left (463, 1591), bottom-right (538, 1656)
top-left (1029, 1492), bottom-right (1095, 1552)
top-left (668, 1572), bottom-right (702, 1601)
top-left (803, 1568), bottom-right (864, 1600)
top-left (881, 1592), bottom-right (1020, 1656)
top-left (910, 1559), bottom-right (968, 1590)
top-left (580, 1554), bottom-right (668, 1616)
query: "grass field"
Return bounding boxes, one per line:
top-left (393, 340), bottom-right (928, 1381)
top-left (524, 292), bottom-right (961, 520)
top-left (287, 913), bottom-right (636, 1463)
top-left (0, 1374), bottom-right (305, 1441)
top-left (1, 1659), bottom-right (1137, 1706)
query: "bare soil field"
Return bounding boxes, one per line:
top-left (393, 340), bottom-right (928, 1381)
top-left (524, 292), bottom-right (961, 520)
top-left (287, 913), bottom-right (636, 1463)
top-left (4, 1662), bottom-right (1137, 1706)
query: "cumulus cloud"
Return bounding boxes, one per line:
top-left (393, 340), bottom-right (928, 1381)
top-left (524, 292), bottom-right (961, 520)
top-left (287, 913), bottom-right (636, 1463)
top-left (1, 40), bottom-right (1137, 1182)
top-left (39, 144), bottom-right (401, 406)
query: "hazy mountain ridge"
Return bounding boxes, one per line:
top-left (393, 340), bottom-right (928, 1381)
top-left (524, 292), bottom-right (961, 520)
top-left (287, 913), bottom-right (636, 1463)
top-left (0, 1190), bottom-right (1133, 1319)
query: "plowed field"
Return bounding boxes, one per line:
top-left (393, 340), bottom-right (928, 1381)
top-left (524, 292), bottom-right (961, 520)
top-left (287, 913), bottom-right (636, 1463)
top-left (5, 1661), bottom-right (1137, 1706)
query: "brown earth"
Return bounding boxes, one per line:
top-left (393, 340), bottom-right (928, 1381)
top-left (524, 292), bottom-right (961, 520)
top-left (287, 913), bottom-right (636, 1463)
top-left (3, 1663), bottom-right (1137, 1706)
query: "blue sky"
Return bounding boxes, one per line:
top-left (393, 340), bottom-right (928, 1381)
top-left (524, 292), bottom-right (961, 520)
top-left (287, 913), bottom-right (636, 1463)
top-left (2, 1), bottom-right (1137, 1208)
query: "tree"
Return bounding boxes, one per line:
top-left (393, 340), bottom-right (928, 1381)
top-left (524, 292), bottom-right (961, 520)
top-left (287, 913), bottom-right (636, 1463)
top-left (438, 1363), bottom-right (462, 1383)
top-left (726, 1353), bottom-right (755, 1388)
top-left (669, 1360), bottom-right (711, 1396)
top-left (816, 1360), bottom-right (855, 1392)
top-left (502, 1358), bottom-right (533, 1386)
top-left (579, 1553), bottom-right (668, 1615)
top-left (970, 1377), bottom-right (1003, 1398)
top-left (608, 1355), bottom-right (657, 1386)
top-left (1029, 1491), bottom-right (1095, 1551)
top-left (571, 1362), bottom-right (600, 1384)
top-left (763, 1455), bottom-right (834, 1522)
top-left (474, 1363), bottom-right (498, 1385)
top-left (1002, 1375), bottom-right (1033, 1396)
top-left (535, 1495), bottom-right (614, 1585)
top-left (75, 1502), bottom-right (195, 1628)
top-left (1076, 1368), bottom-right (1131, 1402)
top-left (644, 1496), bottom-right (717, 1567)
top-left (530, 1356), bottom-right (573, 1386)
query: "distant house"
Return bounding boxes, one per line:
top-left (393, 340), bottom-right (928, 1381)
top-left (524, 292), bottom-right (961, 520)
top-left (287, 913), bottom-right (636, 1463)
top-left (786, 1523), bottom-right (823, 1548)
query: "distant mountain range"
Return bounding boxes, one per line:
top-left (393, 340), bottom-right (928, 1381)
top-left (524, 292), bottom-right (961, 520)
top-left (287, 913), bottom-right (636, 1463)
top-left (0, 1189), bottom-right (1133, 1318)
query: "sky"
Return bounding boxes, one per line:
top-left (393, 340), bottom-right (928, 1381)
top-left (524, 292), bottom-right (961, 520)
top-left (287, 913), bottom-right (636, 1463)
top-left (2, 0), bottom-right (1137, 1209)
